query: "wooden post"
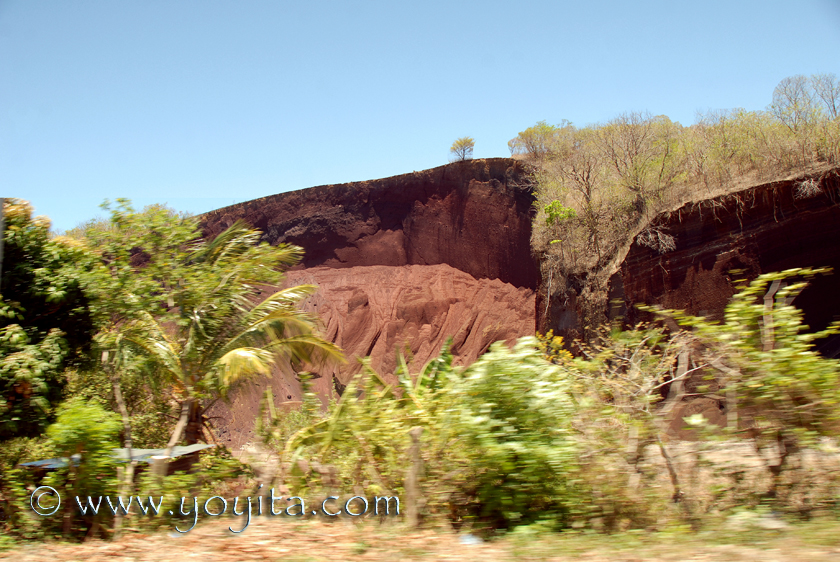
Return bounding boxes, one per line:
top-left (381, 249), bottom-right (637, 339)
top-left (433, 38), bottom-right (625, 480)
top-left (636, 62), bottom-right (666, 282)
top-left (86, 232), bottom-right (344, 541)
top-left (405, 427), bottom-right (423, 527)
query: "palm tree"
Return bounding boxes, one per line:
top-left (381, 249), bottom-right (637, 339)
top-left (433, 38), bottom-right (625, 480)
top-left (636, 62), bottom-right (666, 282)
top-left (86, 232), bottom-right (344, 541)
top-left (103, 219), bottom-right (343, 460)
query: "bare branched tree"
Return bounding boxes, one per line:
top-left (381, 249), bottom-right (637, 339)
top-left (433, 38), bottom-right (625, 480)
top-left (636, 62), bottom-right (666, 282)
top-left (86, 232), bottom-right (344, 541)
top-left (770, 75), bottom-right (817, 133)
top-left (812, 73), bottom-right (840, 119)
top-left (596, 111), bottom-right (656, 194)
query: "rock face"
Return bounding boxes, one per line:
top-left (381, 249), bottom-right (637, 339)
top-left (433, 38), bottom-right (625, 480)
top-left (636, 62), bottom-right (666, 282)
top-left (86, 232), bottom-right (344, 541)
top-left (616, 169), bottom-right (840, 350)
top-left (202, 158), bottom-right (538, 289)
top-left (202, 159), bottom-right (539, 450)
top-left (285, 265), bottom-right (536, 379)
top-left (204, 155), bottom-right (840, 450)
top-left (211, 264), bottom-right (535, 450)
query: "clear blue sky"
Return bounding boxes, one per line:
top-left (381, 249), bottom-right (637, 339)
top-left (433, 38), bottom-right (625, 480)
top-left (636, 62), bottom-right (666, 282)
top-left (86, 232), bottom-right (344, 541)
top-left (2, 0), bottom-right (839, 232)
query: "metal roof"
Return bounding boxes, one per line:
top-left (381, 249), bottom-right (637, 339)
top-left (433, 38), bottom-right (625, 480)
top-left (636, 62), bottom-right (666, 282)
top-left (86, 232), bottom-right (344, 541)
top-left (19, 444), bottom-right (215, 469)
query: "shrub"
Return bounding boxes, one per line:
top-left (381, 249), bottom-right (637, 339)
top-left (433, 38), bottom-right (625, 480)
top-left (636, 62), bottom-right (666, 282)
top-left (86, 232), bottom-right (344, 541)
top-left (277, 339), bottom-right (581, 530)
top-left (454, 338), bottom-right (579, 528)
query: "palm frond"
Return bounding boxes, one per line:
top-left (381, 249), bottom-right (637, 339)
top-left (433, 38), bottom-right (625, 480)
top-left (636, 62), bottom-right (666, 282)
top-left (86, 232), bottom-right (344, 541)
top-left (118, 311), bottom-right (186, 385)
top-left (263, 334), bottom-right (346, 366)
top-left (223, 298), bottom-right (323, 353)
top-left (242, 285), bottom-right (318, 321)
top-left (211, 347), bottom-right (276, 393)
top-left (191, 221), bottom-right (258, 265)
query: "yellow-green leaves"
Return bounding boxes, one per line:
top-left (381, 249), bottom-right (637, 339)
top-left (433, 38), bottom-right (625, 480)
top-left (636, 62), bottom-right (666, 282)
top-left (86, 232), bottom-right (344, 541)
top-left (450, 136), bottom-right (475, 162)
top-left (215, 347), bottom-right (274, 389)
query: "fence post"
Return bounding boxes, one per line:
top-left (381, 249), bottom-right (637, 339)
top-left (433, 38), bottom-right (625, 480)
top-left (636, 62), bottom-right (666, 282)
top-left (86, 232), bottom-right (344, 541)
top-left (405, 426), bottom-right (424, 527)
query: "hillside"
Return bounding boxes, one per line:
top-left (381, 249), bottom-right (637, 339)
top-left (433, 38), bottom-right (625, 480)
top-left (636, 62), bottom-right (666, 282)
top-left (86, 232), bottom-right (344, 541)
top-left (200, 158), bottom-right (840, 449)
top-left (200, 158), bottom-right (539, 449)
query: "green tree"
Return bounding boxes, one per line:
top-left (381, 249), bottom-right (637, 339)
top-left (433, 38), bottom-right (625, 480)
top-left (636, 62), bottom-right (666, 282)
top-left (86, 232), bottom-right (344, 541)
top-left (508, 120), bottom-right (565, 160)
top-left (85, 202), bottom-right (344, 457)
top-left (0, 200), bottom-right (97, 440)
top-left (450, 136), bottom-right (475, 161)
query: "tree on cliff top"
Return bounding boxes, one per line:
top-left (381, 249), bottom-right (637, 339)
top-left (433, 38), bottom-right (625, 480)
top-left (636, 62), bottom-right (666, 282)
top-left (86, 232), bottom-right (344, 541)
top-left (450, 136), bottom-right (475, 161)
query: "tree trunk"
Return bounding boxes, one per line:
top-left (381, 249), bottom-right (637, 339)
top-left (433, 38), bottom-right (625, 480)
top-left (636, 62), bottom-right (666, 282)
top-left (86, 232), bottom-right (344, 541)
top-left (110, 373), bottom-right (135, 538)
top-left (154, 399), bottom-right (191, 478)
top-left (405, 427), bottom-right (424, 527)
top-left (184, 401), bottom-right (204, 445)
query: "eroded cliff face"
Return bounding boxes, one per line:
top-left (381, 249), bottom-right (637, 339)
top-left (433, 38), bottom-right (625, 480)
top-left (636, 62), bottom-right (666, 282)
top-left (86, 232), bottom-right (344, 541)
top-left (617, 170), bottom-right (840, 346)
top-left (537, 168), bottom-right (840, 349)
top-left (211, 264), bottom-right (535, 449)
top-left (202, 158), bottom-right (539, 449)
top-left (202, 158), bottom-right (538, 289)
top-left (205, 156), bottom-right (840, 449)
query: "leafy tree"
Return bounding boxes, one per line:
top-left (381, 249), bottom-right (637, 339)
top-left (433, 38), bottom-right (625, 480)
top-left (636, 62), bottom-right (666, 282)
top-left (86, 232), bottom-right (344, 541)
top-left (543, 200), bottom-right (577, 226)
top-left (450, 136), bottom-right (475, 161)
top-left (508, 120), bottom-right (565, 160)
top-left (0, 200), bottom-right (97, 440)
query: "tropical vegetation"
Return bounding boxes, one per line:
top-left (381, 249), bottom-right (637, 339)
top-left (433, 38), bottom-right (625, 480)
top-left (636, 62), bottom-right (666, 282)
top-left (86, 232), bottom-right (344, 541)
top-left (0, 199), bottom-right (342, 538)
top-left (3, 73), bottom-right (840, 548)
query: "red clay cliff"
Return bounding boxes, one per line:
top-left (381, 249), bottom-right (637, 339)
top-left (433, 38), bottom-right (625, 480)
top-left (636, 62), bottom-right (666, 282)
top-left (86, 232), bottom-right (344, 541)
top-left (201, 158), bottom-right (539, 449)
top-left (203, 157), bottom-right (840, 449)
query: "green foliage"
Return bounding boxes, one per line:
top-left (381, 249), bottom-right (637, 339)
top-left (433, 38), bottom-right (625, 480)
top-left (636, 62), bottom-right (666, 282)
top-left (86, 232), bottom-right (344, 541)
top-left (63, 366), bottom-right (170, 448)
top-left (43, 397), bottom-right (122, 497)
top-left (279, 338), bottom-right (581, 530)
top-left (455, 339), bottom-right (579, 527)
top-left (0, 436), bottom-right (57, 538)
top-left (0, 322), bottom-right (68, 439)
top-left (509, 120), bottom-right (565, 160)
top-left (1, 200), bottom-right (96, 349)
top-left (81, 200), bottom-right (344, 446)
top-left (543, 201), bottom-right (577, 226)
top-left (650, 268), bottom-right (840, 448)
top-left (281, 351), bottom-right (455, 501)
top-left (83, 200), bottom-right (243, 326)
top-left (450, 136), bottom-right (475, 162)
top-left (0, 200), bottom-right (97, 440)
top-left (0, 399), bottom-right (122, 538)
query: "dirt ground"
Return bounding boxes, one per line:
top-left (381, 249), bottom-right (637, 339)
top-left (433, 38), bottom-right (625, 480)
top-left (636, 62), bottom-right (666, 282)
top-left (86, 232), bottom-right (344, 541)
top-left (4, 515), bottom-right (840, 561)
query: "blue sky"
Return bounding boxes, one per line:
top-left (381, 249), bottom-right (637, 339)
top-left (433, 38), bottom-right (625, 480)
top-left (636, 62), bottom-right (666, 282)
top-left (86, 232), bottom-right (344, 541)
top-left (2, 0), bottom-right (839, 232)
